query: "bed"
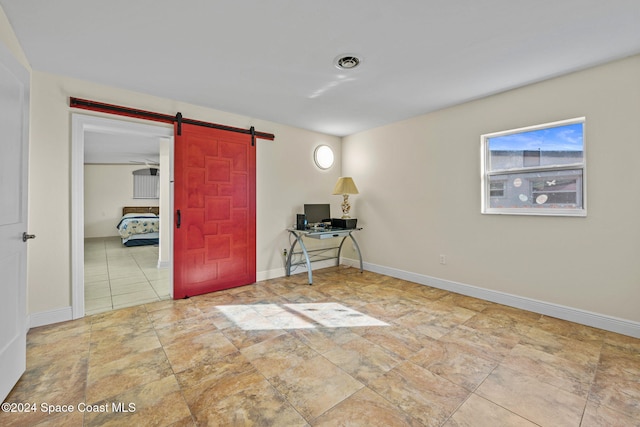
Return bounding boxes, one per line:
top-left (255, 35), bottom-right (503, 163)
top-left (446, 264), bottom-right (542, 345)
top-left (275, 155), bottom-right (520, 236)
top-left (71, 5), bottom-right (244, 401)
top-left (116, 206), bottom-right (160, 247)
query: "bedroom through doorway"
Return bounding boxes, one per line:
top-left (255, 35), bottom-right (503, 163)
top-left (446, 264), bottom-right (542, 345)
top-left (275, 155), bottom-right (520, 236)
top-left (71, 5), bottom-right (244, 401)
top-left (72, 114), bottom-right (174, 318)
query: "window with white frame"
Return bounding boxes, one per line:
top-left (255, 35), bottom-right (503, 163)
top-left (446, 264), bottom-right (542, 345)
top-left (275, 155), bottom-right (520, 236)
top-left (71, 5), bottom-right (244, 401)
top-left (133, 168), bottom-right (160, 199)
top-left (481, 118), bottom-right (585, 216)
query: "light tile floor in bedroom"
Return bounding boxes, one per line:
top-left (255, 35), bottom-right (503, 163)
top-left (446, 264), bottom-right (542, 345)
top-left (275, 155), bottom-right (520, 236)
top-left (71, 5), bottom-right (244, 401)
top-left (3, 267), bottom-right (639, 426)
top-left (84, 237), bottom-right (171, 315)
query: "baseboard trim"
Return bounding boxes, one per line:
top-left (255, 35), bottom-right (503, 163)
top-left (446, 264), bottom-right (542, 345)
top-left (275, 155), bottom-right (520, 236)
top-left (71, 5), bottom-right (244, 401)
top-left (33, 261), bottom-right (639, 338)
top-left (257, 259), bottom-right (341, 282)
top-left (257, 267), bottom-right (286, 282)
top-left (349, 259), bottom-right (640, 339)
top-left (29, 306), bottom-right (73, 329)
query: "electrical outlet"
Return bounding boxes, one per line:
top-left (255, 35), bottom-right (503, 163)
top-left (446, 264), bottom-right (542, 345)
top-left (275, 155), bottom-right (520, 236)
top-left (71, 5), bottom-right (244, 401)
top-left (439, 254), bottom-right (446, 265)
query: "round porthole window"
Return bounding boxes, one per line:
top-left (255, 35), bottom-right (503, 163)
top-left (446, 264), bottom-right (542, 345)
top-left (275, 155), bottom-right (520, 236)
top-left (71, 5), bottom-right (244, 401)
top-left (314, 145), bottom-right (334, 170)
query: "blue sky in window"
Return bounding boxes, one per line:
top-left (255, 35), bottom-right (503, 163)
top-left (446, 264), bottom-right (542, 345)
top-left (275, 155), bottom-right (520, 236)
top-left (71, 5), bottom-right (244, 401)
top-left (489, 123), bottom-right (583, 151)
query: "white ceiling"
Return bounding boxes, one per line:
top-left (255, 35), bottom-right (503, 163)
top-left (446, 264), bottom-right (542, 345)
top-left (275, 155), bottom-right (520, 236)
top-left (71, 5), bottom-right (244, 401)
top-left (83, 131), bottom-right (160, 165)
top-left (3, 0), bottom-right (640, 144)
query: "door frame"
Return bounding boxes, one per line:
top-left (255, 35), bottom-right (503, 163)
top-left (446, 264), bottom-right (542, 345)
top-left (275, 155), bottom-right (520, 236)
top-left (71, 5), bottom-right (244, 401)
top-left (71, 114), bottom-right (174, 319)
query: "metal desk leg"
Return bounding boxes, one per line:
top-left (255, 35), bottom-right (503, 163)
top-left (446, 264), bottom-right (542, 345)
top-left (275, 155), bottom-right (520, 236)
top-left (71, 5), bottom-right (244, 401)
top-left (286, 230), bottom-right (313, 285)
top-left (285, 238), bottom-right (296, 277)
top-left (337, 231), bottom-right (364, 273)
top-left (351, 233), bottom-right (364, 273)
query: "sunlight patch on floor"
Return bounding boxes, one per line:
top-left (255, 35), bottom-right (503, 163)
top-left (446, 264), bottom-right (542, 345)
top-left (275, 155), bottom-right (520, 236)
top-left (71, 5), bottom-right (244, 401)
top-left (216, 302), bottom-right (388, 330)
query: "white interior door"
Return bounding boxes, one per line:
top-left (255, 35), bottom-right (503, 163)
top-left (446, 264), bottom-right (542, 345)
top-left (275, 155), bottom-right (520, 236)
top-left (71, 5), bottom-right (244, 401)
top-left (0, 42), bottom-right (30, 401)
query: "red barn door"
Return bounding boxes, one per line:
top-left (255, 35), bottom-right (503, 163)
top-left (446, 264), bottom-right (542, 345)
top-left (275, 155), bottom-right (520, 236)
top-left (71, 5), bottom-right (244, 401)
top-left (174, 123), bottom-right (256, 298)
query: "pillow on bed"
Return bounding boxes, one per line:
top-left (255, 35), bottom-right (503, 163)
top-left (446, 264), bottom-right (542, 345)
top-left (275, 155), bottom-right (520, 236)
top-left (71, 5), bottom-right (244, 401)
top-left (122, 212), bottom-right (158, 219)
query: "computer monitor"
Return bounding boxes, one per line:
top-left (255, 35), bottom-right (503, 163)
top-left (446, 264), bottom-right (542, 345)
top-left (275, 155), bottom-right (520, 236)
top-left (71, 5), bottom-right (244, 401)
top-left (304, 204), bottom-right (331, 225)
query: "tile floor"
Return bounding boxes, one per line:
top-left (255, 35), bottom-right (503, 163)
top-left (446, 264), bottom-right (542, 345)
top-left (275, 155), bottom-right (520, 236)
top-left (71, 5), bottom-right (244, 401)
top-left (84, 237), bottom-right (171, 315)
top-left (3, 266), bottom-right (639, 426)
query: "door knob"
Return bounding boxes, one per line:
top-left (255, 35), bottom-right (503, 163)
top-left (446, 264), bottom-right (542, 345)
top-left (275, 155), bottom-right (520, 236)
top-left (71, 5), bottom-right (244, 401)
top-left (22, 232), bottom-right (36, 242)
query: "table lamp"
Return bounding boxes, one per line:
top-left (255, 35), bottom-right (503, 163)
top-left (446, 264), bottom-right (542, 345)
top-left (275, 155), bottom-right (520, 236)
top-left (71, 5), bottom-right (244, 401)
top-left (332, 177), bottom-right (359, 218)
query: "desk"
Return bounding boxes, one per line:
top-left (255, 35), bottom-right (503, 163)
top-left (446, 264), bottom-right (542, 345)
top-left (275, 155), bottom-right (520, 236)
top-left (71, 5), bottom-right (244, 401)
top-left (285, 227), bottom-right (363, 285)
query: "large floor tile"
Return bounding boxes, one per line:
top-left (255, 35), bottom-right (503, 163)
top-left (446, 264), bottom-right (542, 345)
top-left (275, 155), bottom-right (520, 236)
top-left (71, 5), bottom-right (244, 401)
top-left (322, 334), bottom-right (402, 384)
top-left (359, 324), bottom-right (432, 358)
top-left (182, 369), bottom-right (307, 426)
top-left (500, 343), bottom-right (596, 397)
top-left (581, 399), bottom-right (640, 427)
top-left (175, 351), bottom-right (255, 390)
top-left (89, 322), bottom-right (162, 365)
top-left (163, 329), bottom-right (237, 373)
top-left (269, 355), bottom-right (364, 421)
top-left (443, 394), bottom-right (538, 427)
top-left (589, 342), bottom-right (640, 419)
top-left (84, 376), bottom-right (191, 427)
top-left (312, 387), bottom-right (423, 426)
top-left (86, 347), bottom-right (173, 403)
top-left (409, 339), bottom-right (497, 391)
top-left (241, 333), bottom-right (318, 379)
top-left (368, 361), bottom-right (470, 427)
top-left (475, 365), bottom-right (586, 426)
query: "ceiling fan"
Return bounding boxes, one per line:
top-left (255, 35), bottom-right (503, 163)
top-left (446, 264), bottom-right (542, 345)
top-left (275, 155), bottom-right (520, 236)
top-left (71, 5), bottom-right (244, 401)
top-left (129, 158), bottom-right (160, 167)
top-left (130, 159), bottom-right (160, 175)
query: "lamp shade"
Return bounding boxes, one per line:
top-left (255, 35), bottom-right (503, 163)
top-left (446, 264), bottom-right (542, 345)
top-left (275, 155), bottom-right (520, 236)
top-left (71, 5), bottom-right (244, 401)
top-left (332, 177), bottom-right (359, 195)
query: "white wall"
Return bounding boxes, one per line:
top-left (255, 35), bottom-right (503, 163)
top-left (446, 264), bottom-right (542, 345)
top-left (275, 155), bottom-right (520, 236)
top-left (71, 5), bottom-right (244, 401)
top-left (0, 7), bottom-right (29, 69)
top-left (84, 164), bottom-right (159, 238)
top-left (26, 70), bottom-right (341, 316)
top-left (343, 54), bottom-right (640, 326)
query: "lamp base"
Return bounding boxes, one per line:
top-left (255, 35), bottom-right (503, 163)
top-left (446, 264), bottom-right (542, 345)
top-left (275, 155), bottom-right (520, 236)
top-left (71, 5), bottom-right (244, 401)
top-left (341, 194), bottom-right (351, 218)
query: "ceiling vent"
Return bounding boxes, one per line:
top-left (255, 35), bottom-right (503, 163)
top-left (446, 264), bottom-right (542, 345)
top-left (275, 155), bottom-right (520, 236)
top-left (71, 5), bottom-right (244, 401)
top-left (334, 55), bottom-right (361, 70)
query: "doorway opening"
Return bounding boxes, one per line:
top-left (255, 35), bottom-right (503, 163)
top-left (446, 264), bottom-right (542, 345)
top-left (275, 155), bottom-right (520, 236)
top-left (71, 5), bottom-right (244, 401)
top-left (71, 114), bottom-right (174, 318)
